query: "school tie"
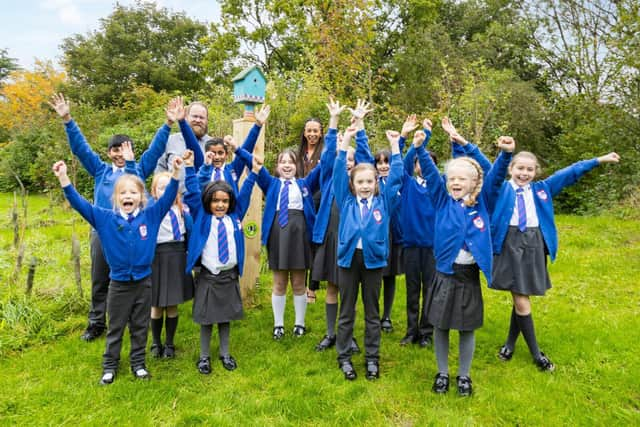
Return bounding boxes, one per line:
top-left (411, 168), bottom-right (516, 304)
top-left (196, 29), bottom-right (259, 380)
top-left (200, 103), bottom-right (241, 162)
top-left (278, 180), bottom-right (290, 228)
top-left (361, 198), bottom-right (369, 219)
top-left (127, 213), bottom-right (134, 223)
top-left (167, 209), bottom-right (182, 241)
top-left (214, 167), bottom-right (222, 182)
top-left (218, 218), bottom-right (229, 264)
top-left (516, 187), bottom-right (527, 232)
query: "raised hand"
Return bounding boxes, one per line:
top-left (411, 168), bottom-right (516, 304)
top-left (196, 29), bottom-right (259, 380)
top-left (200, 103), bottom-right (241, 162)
top-left (182, 149), bottom-right (194, 167)
top-left (223, 135), bottom-right (237, 152)
top-left (252, 153), bottom-right (264, 173)
top-left (49, 93), bottom-right (71, 122)
top-left (386, 130), bottom-right (401, 154)
top-left (496, 136), bottom-right (515, 153)
top-left (412, 130), bottom-right (426, 147)
top-left (340, 126), bottom-right (358, 150)
top-left (423, 118), bottom-right (433, 132)
top-left (597, 152), bottom-right (621, 164)
top-left (255, 104), bottom-right (271, 126)
top-left (401, 114), bottom-right (419, 137)
top-left (204, 151), bottom-right (214, 166)
top-left (349, 99), bottom-right (373, 120)
top-left (166, 97), bottom-right (185, 124)
top-left (52, 160), bottom-right (68, 177)
top-left (121, 141), bottom-right (135, 161)
top-left (171, 156), bottom-right (184, 179)
top-left (441, 117), bottom-right (467, 145)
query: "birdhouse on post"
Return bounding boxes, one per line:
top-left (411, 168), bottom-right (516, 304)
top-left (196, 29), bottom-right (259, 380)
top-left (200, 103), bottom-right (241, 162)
top-left (232, 66), bottom-right (267, 302)
top-left (232, 66), bottom-right (267, 119)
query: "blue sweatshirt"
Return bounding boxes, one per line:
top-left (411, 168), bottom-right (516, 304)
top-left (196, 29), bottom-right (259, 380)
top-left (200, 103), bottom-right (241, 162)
top-left (64, 119), bottom-right (170, 209)
top-left (491, 158), bottom-right (600, 263)
top-left (183, 166), bottom-right (257, 275)
top-left (63, 178), bottom-right (179, 281)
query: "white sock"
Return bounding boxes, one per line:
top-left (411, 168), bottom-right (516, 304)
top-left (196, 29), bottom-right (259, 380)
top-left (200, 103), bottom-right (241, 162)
top-left (272, 294), bottom-right (286, 327)
top-left (293, 294), bottom-right (307, 327)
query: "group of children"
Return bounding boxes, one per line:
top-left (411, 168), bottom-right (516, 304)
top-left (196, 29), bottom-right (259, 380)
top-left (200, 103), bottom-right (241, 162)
top-left (49, 94), bottom-right (620, 394)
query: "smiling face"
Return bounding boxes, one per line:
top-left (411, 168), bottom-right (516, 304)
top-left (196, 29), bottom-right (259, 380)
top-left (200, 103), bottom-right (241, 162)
top-left (351, 166), bottom-right (377, 199)
top-left (114, 175), bottom-right (145, 213)
top-left (207, 143), bottom-right (228, 169)
top-left (187, 104), bottom-right (208, 138)
top-left (446, 161), bottom-right (477, 200)
top-left (108, 145), bottom-right (126, 168)
top-left (209, 190), bottom-right (230, 218)
top-left (509, 153), bottom-right (538, 187)
top-left (375, 153), bottom-right (390, 177)
top-left (276, 151), bottom-right (297, 180)
top-left (303, 120), bottom-right (322, 149)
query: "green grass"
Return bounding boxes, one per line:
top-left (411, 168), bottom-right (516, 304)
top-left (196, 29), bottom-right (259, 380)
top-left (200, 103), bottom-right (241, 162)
top-left (1, 193), bottom-right (639, 425)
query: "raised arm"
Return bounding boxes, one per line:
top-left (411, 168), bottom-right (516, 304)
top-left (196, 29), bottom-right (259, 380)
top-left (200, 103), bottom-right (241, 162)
top-left (383, 130), bottom-right (404, 209)
top-left (544, 152), bottom-right (620, 197)
top-left (235, 156), bottom-right (263, 219)
top-left (147, 156), bottom-right (182, 223)
top-left (333, 126), bottom-right (358, 205)
top-left (230, 105), bottom-right (270, 176)
top-left (442, 116), bottom-right (491, 174)
top-left (53, 160), bottom-right (98, 227)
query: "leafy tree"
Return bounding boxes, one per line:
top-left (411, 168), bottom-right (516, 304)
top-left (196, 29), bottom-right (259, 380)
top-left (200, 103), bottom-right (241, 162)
top-left (60, 1), bottom-right (209, 106)
top-left (0, 48), bottom-right (19, 84)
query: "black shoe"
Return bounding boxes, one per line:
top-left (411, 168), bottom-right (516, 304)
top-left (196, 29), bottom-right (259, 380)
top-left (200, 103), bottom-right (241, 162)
top-left (219, 355), bottom-right (237, 371)
top-left (381, 318), bottom-right (393, 333)
top-left (418, 335), bottom-right (433, 348)
top-left (535, 352), bottom-right (555, 372)
top-left (339, 361), bottom-right (357, 381)
top-left (81, 325), bottom-right (104, 342)
top-left (350, 338), bottom-right (361, 354)
top-left (150, 343), bottom-right (163, 358)
top-left (99, 370), bottom-right (116, 386)
top-left (315, 335), bottom-right (336, 351)
top-left (273, 326), bottom-right (285, 340)
top-left (365, 361), bottom-right (380, 380)
top-left (132, 366), bottom-right (151, 380)
top-left (498, 345), bottom-right (514, 361)
top-left (432, 373), bottom-right (449, 394)
top-left (293, 325), bottom-right (306, 337)
top-left (163, 344), bottom-right (175, 359)
top-left (456, 375), bottom-right (473, 397)
top-left (197, 357), bottom-right (212, 375)
top-left (400, 334), bottom-right (417, 346)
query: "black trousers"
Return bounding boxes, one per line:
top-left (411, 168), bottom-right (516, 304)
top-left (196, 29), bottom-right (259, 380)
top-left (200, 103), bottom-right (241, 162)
top-left (89, 231), bottom-right (110, 329)
top-left (336, 250), bottom-right (383, 363)
top-left (102, 276), bottom-right (152, 371)
top-left (403, 247), bottom-right (436, 338)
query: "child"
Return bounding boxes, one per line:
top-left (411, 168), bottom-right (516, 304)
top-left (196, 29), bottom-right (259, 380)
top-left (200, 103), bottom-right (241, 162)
top-left (182, 150), bottom-right (262, 374)
top-left (52, 150), bottom-right (183, 385)
top-left (334, 117), bottom-right (403, 381)
top-left (256, 141), bottom-right (321, 339)
top-left (416, 119), bottom-right (514, 396)
top-left (193, 105), bottom-right (270, 194)
top-left (49, 94), bottom-right (187, 342)
top-left (491, 150), bottom-right (620, 371)
top-left (149, 171), bottom-right (194, 359)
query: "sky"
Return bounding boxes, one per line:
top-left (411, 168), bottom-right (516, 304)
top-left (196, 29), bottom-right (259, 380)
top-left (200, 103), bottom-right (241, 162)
top-left (0, 0), bottom-right (221, 70)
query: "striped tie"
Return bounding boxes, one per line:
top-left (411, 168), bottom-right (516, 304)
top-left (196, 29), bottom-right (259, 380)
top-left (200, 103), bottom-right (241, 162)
top-left (218, 218), bottom-right (229, 264)
top-left (127, 213), bottom-right (134, 223)
top-left (214, 167), bottom-right (221, 181)
top-left (278, 180), bottom-right (290, 228)
top-left (168, 209), bottom-right (182, 241)
top-left (516, 188), bottom-right (527, 232)
top-left (361, 198), bottom-right (369, 219)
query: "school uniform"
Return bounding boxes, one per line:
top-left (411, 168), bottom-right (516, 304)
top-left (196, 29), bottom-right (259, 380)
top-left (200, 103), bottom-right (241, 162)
top-left (490, 159), bottom-right (602, 295)
top-left (151, 205), bottom-right (194, 307)
top-left (64, 119), bottom-right (170, 331)
top-left (194, 123), bottom-right (261, 195)
top-left (333, 148), bottom-right (403, 364)
top-left (62, 177), bottom-right (179, 372)
top-left (416, 145), bottom-right (511, 331)
top-left (256, 163), bottom-right (321, 270)
top-left (183, 166), bottom-right (257, 324)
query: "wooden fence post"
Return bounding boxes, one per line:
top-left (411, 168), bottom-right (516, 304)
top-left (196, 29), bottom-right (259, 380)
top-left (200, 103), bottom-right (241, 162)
top-left (25, 256), bottom-right (37, 296)
top-left (72, 233), bottom-right (83, 297)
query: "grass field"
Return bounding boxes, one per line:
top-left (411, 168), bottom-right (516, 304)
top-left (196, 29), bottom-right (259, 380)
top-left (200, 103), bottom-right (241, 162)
top-left (0, 193), bottom-right (639, 425)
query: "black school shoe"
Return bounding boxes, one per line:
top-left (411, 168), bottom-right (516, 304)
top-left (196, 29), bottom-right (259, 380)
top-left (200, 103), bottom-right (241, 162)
top-left (132, 366), bottom-right (151, 380)
top-left (456, 376), bottom-right (473, 397)
top-left (315, 335), bottom-right (336, 351)
top-left (81, 324), bottom-right (104, 342)
top-left (150, 343), bottom-right (163, 358)
top-left (197, 357), bottom-right (212, 375)
top-left (418, 335), bottom-right (433, 348)
top-left (365, 361), bottom-right (380, 380)
top-left (273, 326), bottom-right (285, 340)
top-left (339, 361), bottom-right (357, 381)
top-left (381, 318), bottom-right (393, 333)
top-left (163, 344), bottom-right (175, 359)
top-left (432, 373), bottom-right (449, 394)
top-left (293, 325), bottom-right (306, 337)
top-left (399, 334), bottom-right (417, 346)
top-left (498, 345), bottom-right (514, 361)
top-left (535, 352), bottom-right (555, 372)
top-left (99, 370), bottom-right (116, 386)
top-left (219, 355), bottom-right (237, 371)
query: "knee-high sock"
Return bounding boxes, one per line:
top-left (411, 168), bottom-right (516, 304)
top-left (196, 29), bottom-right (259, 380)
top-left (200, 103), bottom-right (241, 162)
top-left (218, 322), bottom-right (230, 357)
top-left (458, 330), bottom-right (476, 377)
top-left (434, 327), bottom-right (450, 374)
top-left (326, 302), bottom-right (338, 337)
top-left (293, 294), bottom-right (307, 326)
top-left (516, 313), bottom-right (541, 359)
top-left (150, 317), bottom-right (163, 346)
top-left (272, 294), bottom-right (286, 327)
top-left (382, 275), bottom-right (396, 319)
top-left (200, 324), bottom-right (213, 358)
top-left (505, 306), bottom-right (520, 350)
top-left (164, 315), bottom-right (178, 346)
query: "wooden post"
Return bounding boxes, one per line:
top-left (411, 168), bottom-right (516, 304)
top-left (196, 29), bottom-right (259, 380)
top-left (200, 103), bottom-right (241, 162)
top-left (25, 256), bottom-right (37, 296)
top-left (72, 233), bottom-right (83, 297)
top-left (12, 191), bottom-right (19, 248)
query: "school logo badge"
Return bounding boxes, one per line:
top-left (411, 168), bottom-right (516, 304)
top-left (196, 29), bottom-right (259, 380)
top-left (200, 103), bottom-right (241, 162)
top-left (537, 190), bottom-right (548, 201)
top-left (236, 218), bottom-right (242, 230)
top-left (231, 170), bottom-right (237, 181)
top-left (373, 209), bottom-right (383, 224)
top-left (302, 186), bottom-right (309, 197)
top-left (139, 224), bottom-right (148, 239)
top-left (472, 216), bottom-right (485, 231)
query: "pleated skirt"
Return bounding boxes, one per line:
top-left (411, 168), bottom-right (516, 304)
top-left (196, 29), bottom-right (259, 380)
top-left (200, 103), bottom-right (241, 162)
top-left (192, 267), bottom-right (243, 325)
top-left (151, 241), bottom-right (194, 307)
top-left (267, 209), bottom-right (312, 270)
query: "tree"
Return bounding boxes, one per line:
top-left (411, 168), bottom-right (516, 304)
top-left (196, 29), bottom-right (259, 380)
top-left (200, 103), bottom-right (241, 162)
top-left (60, 1), bottom-right (209, 106)
top-left (0, 48), bottom-right (19, 85)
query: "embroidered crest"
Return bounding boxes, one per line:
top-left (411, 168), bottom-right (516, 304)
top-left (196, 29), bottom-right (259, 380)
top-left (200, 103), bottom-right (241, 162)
top-left (231, 170), bottom-right (237, 181)
top-left (139, 224), bottom-right (148, 239)
top-left (302, 186), bottom-right (309, 197)
top-left (537, 189), bottom-right (548, 201)
top-left (236, 218), bottom-right (242, 230)
top-left (373, 209), bottom-right (383, 224)
top-left (472, 216), bottom-right (485, 231)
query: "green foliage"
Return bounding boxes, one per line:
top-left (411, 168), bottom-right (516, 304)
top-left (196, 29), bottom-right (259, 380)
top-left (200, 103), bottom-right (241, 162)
top-left (0, 48), bottom-right (19, 84)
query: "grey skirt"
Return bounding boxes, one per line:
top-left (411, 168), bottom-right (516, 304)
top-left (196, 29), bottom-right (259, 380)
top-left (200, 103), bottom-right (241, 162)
top-left (151, 241), bottom-right (194, 307)
top-left (267, 209), bottom-right (312, 270)
top-left (426, 264), bottom-right (483, 331)
top-left (192, 267), bottom-right (243, 325)
top-left (312, 202), bottom-right (339, 284)
top-left (492, 226), bottom-right (552, 296)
